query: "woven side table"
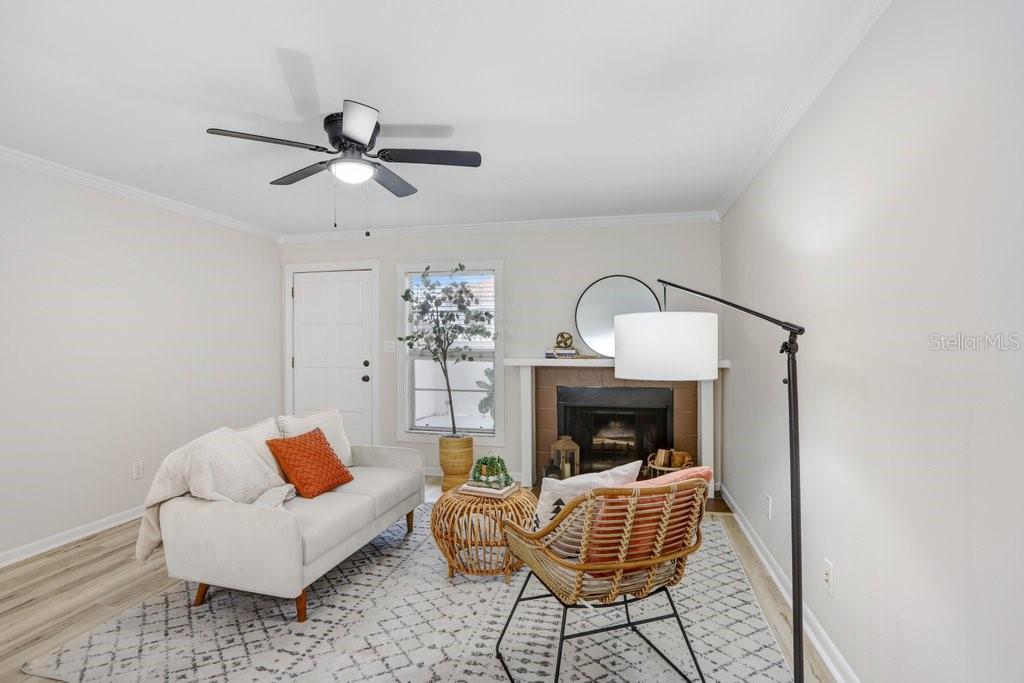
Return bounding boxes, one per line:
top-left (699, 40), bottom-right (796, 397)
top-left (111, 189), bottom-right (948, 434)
top-left (431, 487), bottom-right (538, 580)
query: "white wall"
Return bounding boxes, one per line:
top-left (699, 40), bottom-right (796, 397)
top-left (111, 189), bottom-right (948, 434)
top-left (282, 221), bottom-right (720, 472)
top-left (719, 1), bottom-right (1024, 680)
top-left (0, 161), bottom-right (282, 555)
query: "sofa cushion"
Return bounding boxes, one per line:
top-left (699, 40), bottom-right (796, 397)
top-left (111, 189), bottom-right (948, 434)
top-left (285, 492), bottom-right (375, 563)
top-left (333, 466), bottom-right (422, 516)
top-left (278, 409), bottom-right (352, 465)
top-left (233, 417), bottom-right (284, 478)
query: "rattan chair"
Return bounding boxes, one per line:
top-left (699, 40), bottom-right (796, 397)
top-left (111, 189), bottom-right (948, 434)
top-left (496, 478), bottom-right (708, 682)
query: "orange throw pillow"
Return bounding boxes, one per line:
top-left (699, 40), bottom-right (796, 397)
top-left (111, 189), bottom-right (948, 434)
top-left (585, 466), bottom-right (712, 572)
top-left (266, 427), bottom-right (353, 498)
top-left (641, 466), bottom-right (713, 487)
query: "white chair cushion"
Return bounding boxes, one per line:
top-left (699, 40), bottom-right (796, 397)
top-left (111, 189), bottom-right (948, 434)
top-left (278, 408), bottom-right (352, 466)
top-left (285, 492), bottom-right (375, 563)
top-left (534, 460), bottom-right (643, 529)
top-left (333, 466), bottom-right (423, 516)
top-left (232, 417), bottom-right (284, 478)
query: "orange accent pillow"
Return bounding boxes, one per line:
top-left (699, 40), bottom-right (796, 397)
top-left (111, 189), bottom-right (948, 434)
top-left (640, 466), bottom-right (713, 487)
top-left (584, 467), bottom-right (712, 572)
top-left (266, 428), bottom-right (353, 498)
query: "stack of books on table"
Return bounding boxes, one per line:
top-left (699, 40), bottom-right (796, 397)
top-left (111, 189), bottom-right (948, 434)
top-left (458, 482), bottom-right (519, 499)
top-left (544, 348), bottom-right (578, 359)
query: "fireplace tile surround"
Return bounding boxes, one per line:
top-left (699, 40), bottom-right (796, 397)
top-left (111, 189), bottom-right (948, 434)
top-left (534, 366), bottom-right (698, 481)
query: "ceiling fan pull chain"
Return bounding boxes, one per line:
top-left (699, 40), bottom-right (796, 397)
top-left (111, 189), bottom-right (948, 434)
top-left (333, 171), bottom-right (338, 230)
top-left (363, 181), bottom-right (370, 234)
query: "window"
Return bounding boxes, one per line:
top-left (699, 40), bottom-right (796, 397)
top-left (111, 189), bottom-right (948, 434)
top-left (398, 261), bottom-right (503, 443)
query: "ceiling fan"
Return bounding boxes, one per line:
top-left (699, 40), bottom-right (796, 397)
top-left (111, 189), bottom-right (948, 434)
top-left (207, 100), bottom-right (481, 197)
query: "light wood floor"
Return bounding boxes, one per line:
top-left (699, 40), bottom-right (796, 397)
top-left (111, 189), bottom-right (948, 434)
top-left (0, 479), bottom-right (831, 682)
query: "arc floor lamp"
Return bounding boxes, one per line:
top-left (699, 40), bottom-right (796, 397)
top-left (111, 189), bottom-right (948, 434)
top-left (614, 278), bottom-right (806, 682)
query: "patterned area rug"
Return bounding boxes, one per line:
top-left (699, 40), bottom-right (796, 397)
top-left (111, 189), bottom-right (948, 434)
top-left (24, 504), bottom-right (790, 682)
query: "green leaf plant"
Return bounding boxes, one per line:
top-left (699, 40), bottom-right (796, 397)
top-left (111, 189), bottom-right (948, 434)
top-left (470, 453), bottom-right (513, 489)
top-left (398, 264), bottom-right (495, 437)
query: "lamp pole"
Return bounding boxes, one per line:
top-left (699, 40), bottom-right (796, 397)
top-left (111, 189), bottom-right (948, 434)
top-left (657, 279), bottom-right (806, 683)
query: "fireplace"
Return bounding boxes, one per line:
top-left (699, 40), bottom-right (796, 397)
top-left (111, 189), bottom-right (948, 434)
top-left (557, 386), bottom-right (673, 473)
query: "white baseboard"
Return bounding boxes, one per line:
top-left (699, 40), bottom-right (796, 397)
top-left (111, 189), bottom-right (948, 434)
top-left (0, 505), bottom-right (144, 569)
top-left (721, 486), bottom-right (860, 683)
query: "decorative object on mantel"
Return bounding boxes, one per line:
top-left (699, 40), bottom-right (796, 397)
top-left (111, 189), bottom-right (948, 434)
top-left (550, 435), bottom-right (581, 479)
top-left (575, 274), bottom-right (661, 357)
top-left (545, 332), bottom-right (578, 358)
top-left (469, 454), bottom-right (513, 490)
top-left (399, 263), bottom-right (495, 491)
top-left (615, 277), bottom-right (808, 682)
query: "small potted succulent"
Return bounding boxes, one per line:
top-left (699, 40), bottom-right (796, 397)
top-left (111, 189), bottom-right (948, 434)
top-left (399, 264), bottom-right (494, 491)
top-left (470, 454), bottom-right (513, 490)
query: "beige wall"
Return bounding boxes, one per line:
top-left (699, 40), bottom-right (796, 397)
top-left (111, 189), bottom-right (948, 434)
top-left (719, 1), bottom-right (1024, 680)
top-left (282, 221), bottom-right (720, 474)
top-left (0, 161), bottom-right (282, 555)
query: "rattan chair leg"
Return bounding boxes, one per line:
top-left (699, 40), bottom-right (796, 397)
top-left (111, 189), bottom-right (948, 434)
top-left (666, 588), bottom-right (706, 683)
top-left (623, 593), bottom-right (637, 632)
top-left (496, 572), bottom-right (534, 682)
top-left (553, 604), bottom-right (569, 683)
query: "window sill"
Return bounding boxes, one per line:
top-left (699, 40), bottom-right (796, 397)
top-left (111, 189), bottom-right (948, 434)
top-left (396, 429), bottom-right (506, 448)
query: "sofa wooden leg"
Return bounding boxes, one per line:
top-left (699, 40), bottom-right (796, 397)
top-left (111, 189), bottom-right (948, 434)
top-left (193, 583), bottom-right (209, 607)
top-left (295, 589), bottom-right (307, 623)
top-left (406, 510), bottom-right (414, 534)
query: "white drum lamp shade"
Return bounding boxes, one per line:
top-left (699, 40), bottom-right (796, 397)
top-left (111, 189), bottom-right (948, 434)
top-left (614, 312), bottom-right (719, 380)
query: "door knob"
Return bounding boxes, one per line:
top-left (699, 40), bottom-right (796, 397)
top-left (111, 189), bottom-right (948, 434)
top-left (361, 375), bottom-right (370, 382)
top-left (363, 360), bottom-right (370, 367)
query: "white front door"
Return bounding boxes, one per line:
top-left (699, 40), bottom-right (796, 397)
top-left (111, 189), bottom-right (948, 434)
top-left (292, 270), bottom-right (373, 444)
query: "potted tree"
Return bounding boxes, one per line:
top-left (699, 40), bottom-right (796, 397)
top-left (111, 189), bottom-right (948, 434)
top-left (399, 264), bottom-right (494, 491)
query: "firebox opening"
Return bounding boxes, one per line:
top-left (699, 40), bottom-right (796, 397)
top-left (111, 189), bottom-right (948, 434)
top-left (557, 387), bottom-right (673, 474)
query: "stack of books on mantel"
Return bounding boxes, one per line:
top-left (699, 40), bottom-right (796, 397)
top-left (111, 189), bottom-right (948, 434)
top-left (458, 482), bottom-right (519, 499)
top-left (544, 347), bottom-right (578, 359)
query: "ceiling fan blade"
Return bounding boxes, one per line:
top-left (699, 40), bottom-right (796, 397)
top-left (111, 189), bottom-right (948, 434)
top-left (270, 161), bottom-right (331, 185)
top-left (341, 100), bottom-right (380, 146)
top-left (208, 128), bottom-right (331, 153)
top-left (378, 124), bottom-right (455, 139)
top-left (376, 149), bottom-right (481, 167)
top-left (373, 163), bottom-right (417, 197)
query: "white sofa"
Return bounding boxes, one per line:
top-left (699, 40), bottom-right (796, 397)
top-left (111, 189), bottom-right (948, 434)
top-left (159, 415), bottom-right (424, 622)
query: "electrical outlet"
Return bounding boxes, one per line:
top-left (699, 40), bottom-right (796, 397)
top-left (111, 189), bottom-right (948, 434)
top-left (824, 559), bottom-right (835, 596)
top-left (383, 340), bottom-right (396, 353)
top-left (131, 460), bottom-right (144, 481)
top-left (765, 494), bottom-right (773, 519)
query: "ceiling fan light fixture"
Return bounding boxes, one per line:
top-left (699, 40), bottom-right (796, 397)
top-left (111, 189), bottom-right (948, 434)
top-left (330, 158), bottom-right (375, 184)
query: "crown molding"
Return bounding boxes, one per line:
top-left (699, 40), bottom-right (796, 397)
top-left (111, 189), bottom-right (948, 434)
top-left (0, 145), bottom-right (279, 240)
top-left (279, 210), bottom-right (721, 244)
top-left (716, 0), bottom-right (893, 217)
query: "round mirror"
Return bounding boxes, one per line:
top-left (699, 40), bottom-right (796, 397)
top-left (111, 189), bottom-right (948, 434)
top-left (575, 275), bottom-right (661, 357)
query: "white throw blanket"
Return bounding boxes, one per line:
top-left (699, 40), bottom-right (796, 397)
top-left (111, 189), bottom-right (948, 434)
top-left (135, 427), bottom-right (294, 561)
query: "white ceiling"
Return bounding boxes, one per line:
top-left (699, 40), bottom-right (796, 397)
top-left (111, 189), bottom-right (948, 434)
top-left (0, 1), bottom-right (869, 237)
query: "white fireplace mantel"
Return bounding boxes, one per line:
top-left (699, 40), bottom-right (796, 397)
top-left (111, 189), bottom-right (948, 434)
top-left (505, 358), bottom-right (730, 497)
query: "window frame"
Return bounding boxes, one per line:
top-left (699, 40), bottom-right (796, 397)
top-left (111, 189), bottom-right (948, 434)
top-left (395, 259), bottom-right (505, 447)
